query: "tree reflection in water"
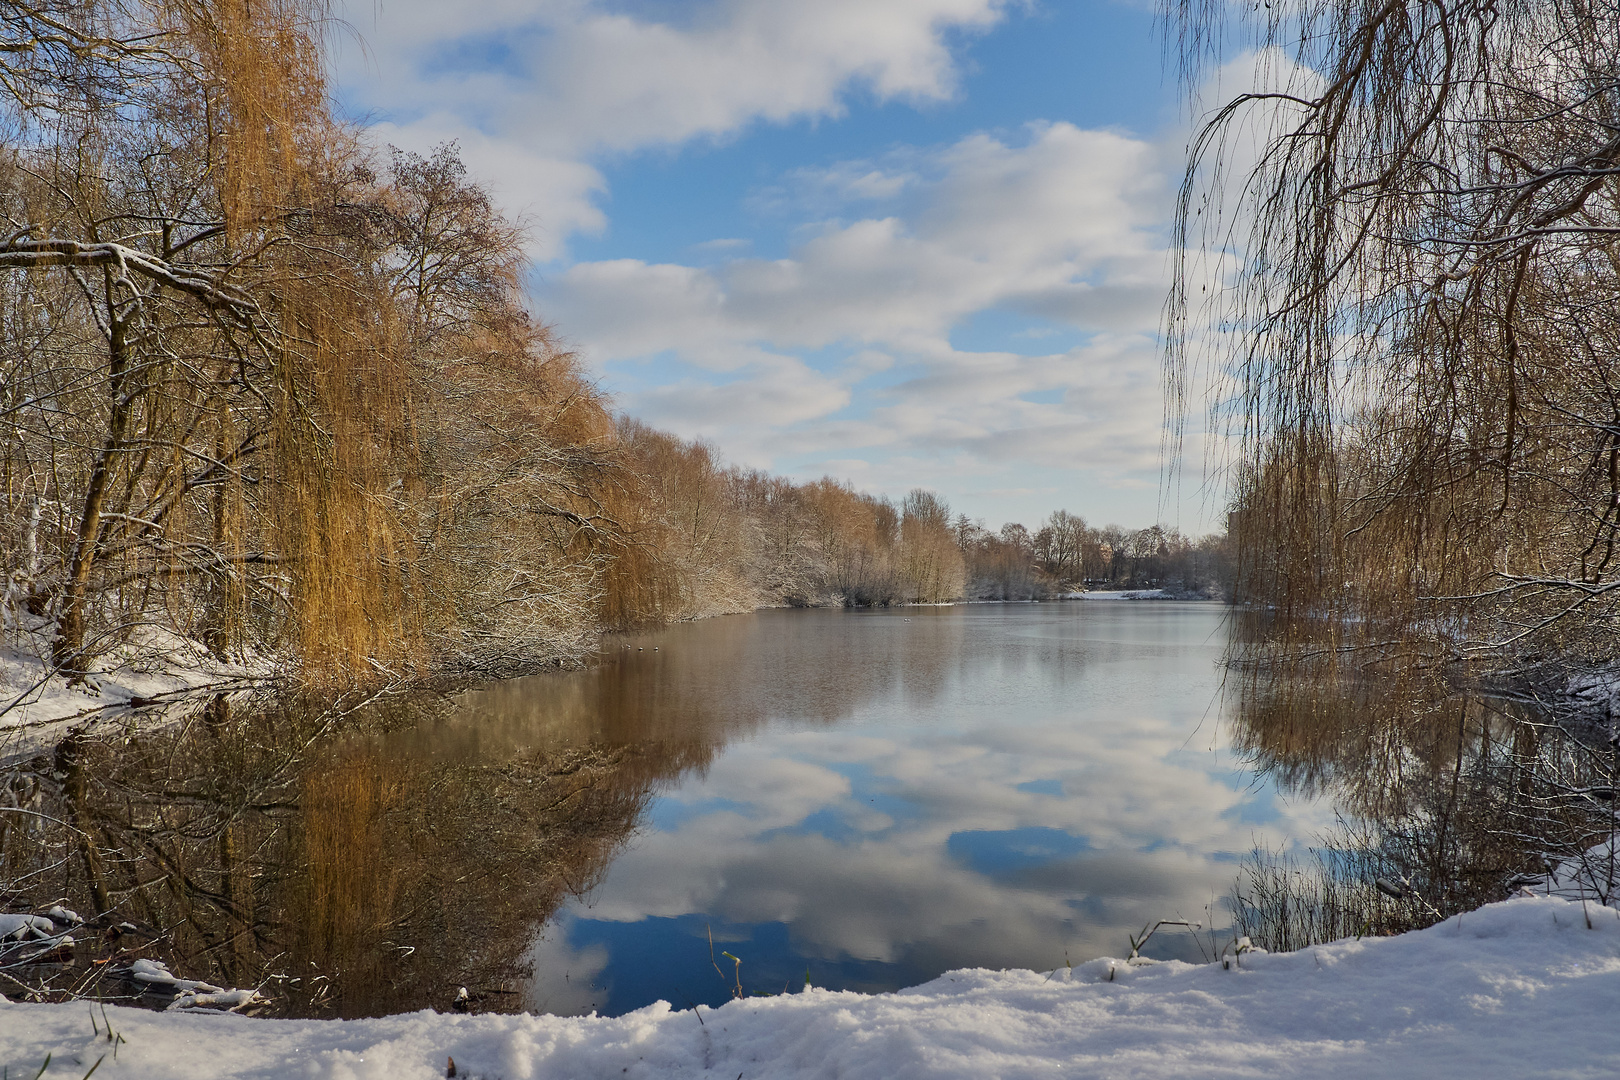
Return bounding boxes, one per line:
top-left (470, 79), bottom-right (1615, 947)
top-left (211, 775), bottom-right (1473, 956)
top-left (1226, 610), bottom-right (1619, 950)
top-left (16, 606), bottom-right (1611, 1016)
top-left (0, 612), bottom-right (956, 1018)
top-left (0, 686), bottom-right (691, 1017)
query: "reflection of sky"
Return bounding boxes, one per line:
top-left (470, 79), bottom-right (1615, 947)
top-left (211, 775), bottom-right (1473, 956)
top-left (524, 605), bottom-right (1334, 1016)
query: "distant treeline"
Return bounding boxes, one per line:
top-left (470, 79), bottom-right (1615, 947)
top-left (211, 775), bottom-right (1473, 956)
top-left (956, 515), bottom-right (1229, 601)
top-left (616, 419), bottom-right (1230, 613)
top-left (0, 0), bottom-right (1225, 691)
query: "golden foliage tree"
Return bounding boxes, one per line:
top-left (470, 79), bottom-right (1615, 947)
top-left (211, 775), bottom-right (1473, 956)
top-left (0, 0), bottom-right (627, 687)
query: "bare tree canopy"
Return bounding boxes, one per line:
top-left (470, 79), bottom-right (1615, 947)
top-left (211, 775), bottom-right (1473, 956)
top-left (1168, 0), bottom-right (1620, 666)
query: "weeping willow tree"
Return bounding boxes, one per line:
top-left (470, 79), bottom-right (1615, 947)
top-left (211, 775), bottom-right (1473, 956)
top-left (0, 0), bottom-right (630, 691)
top-left (0, 0), bottom-right (427, 681)
top-left (1168, 0), bottom-right (1620, 673)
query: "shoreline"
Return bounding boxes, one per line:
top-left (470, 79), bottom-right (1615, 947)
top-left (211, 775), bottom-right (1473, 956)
top-left (2, 595), bottom-right (1220, 746)
top-left (2, 895), bottom-right (1614, 1079)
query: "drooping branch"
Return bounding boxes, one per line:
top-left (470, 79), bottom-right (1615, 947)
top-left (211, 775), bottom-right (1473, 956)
top-left (1166, 0), bottom-right (1620, 664)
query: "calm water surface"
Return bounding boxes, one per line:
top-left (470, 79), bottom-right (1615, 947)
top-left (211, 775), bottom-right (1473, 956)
top-left (15, 601), bottom-right (1581, 1018)
top-left (417, 603), bottom-right (1332, 1015)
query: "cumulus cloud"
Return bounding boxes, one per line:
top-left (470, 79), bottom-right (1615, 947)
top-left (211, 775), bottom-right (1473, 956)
top-left (335, 0), bottom-right (1012, 155)
top-left (692, 123), bottom-right (1168, 348)
top-left (328, 0), bottom-right (1235, 522)
top-left (539, 121), bottom-right (1181, 492)
top-left (332, 0), bottom-right (1015, 264)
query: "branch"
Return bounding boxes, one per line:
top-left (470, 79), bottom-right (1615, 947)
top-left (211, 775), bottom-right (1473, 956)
top-left (0, 236), bottom-right (261, 325)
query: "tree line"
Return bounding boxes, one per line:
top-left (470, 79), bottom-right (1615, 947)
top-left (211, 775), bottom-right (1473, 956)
top-left (955, 512), bottom-right (1228, 601)
top-left (616, 420), bottom-right (1229, 614)
top-left (0, 0), bottom-right (1223, 699)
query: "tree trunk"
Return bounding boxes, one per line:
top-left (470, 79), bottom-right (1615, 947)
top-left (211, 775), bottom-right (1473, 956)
top-left (53, 307), bottom-right (133, 673)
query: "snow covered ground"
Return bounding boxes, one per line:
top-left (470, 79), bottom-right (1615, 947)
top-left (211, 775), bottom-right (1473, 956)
top-left (3, 895), bottom-right (1616, 1079)
top-left (0, 625), bottom-right (270, 760)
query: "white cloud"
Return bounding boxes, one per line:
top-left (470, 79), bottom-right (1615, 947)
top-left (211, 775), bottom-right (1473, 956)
top-left (673, 123), bottom-right (1169, 349)
top-left (335, 0), bottom-right (1012, 156)
top-left (747, 159), bottom-right (924, 218)
top-left (550, 259), bottom-right (733, 361)
top-left (329, 0), bottom-right (1236, 525)
top-left (624, 361), bottom-right (854, 456)
top-left (332, 0), bottom-right (1015, 264)
top-left (540, 121), bottom-right (1181, 491)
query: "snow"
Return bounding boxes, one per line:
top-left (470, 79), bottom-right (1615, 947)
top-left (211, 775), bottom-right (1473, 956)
top-left (0, 913), bottom-right (57, 939)
top-left (1527, 836), bottom-right (1620, 907)
top-left (1563, 666), bottom-right (1620, 714)
top-left (0, 912), bottom-right (74, 965)
top-left (3, 895), bottom-right (1617, 1079)
top-left (0, 626), bottom-right (269, 760)
top-left (120, 959), bottom-right (267, 1012)
top-left (1074, 589), bottom-right (1168, 600)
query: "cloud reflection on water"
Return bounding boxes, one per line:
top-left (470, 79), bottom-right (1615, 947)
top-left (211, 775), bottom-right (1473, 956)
top-left (515, 605), bottom-right (1335, 1015)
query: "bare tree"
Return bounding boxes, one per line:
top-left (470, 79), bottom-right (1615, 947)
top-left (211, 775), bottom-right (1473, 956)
top-left (1168, 0), bottom-right (1620, 666)
top-left (898, 489), bottom-right (964, 603)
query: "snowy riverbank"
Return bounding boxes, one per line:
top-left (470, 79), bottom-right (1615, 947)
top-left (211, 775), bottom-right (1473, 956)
top-left (0, 634), bottom-right (268, 761)
top-left (3, 895), bottom-right (1616, 1079)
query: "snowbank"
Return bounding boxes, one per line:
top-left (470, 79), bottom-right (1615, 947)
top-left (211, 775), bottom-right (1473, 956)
top-left (0, 643), bottom-right (255, 722)
top-left (0, 626), bottom-right (270, 760)
top-left (3, 895), bottom-right (1617, 1079)
top-left (1528, 836), bottom-right (1620, 906)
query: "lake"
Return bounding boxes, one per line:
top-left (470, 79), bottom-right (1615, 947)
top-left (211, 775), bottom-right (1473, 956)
top-left (4, 601), bottom-right (1362, 1017)
top-left (7, 600), bottom-right (1594, 1018)
top-left (418, 602), bottom-right (1332, 1015)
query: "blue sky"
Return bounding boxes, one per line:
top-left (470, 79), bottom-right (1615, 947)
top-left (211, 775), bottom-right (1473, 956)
top-left (330, 0), bottom-right (1231, 531)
